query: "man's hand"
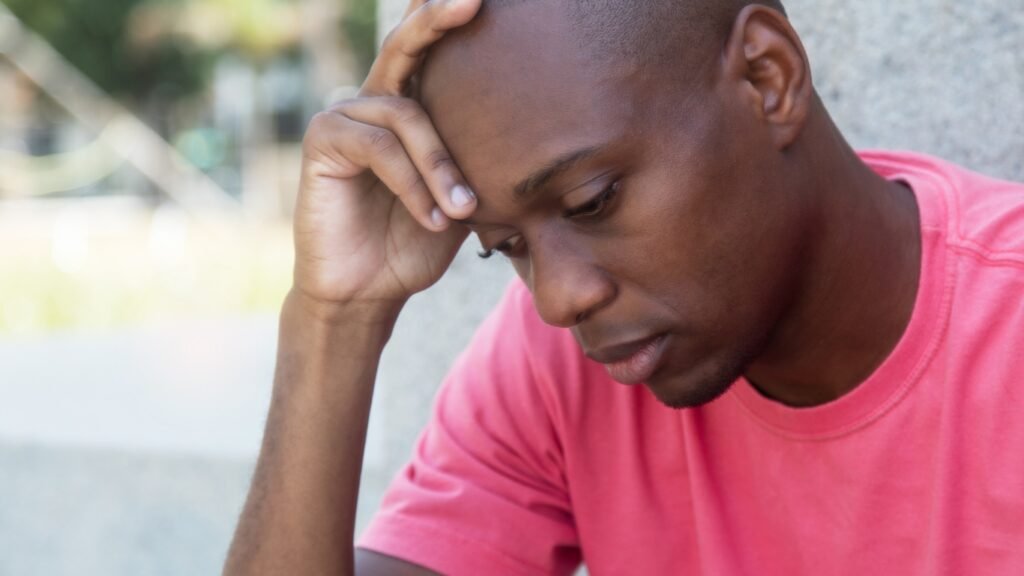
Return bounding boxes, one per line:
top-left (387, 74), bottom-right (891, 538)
top-left (294, 0), bottom-right (482, 313)
top-left (224, 3), bottom-right (482, 575)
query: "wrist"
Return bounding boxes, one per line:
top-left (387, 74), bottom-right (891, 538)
top-left (287, 288), bottom-right (405, 330)
top-left (280, 289), bottom-right (404, 362)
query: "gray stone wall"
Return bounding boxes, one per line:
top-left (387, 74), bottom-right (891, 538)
top-left (788, 0), bottom-right (1024, 182)
top-left (363, 0), bottom-right (1024, 533)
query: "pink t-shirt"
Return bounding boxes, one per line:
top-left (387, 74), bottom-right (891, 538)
top-left (359, 151), bottom-right (1024, 575)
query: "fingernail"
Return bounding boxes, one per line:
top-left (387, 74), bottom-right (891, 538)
top-left (450, 185), bottom-right (475, 208)
top-left (431, 207), bottom-right (447, 228)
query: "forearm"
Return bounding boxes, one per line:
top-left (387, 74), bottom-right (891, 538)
top-left (224, 290), bottom-right (402, 576)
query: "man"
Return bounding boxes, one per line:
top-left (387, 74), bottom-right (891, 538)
top-left (225, 0), bottom-right (1024, 574)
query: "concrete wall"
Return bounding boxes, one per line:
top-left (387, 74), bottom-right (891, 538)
top-left (362, 0), bottom-right (1024, 531)
top-left (788, 0), bottom-right (1024, 182)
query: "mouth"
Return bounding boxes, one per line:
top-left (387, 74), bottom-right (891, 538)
top-left (587, 334), bottom-right (669, 385)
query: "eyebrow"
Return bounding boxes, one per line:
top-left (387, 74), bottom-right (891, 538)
top-left (458, 145), bottom-right (605, 227)
top-left (513, 145), bottom-right (604, 201)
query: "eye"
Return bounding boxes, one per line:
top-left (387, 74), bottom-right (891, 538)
top-left (478, 234), bottom-right (526, 259)
top-left (564, 180), bottom-right (621, 219)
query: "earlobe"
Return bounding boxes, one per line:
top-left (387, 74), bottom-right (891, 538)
top-left (723, 5), bottom-right (812, 149)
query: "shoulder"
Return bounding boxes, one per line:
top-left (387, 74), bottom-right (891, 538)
top-left (858, 151), bottom-right (1024, 384)
top-left (928, 156), bottom-right (1024, 261)
top-left (861, 149), bottom-right (1024, 261)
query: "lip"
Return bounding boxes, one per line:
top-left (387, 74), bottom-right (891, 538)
top-left (587, 334), bottom-right (669, 385)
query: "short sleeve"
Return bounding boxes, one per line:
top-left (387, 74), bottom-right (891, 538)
top-left (357, 281), bottom-right (581, 575)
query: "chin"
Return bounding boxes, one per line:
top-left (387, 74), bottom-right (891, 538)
top-left (645, 351), bottom-right (752, 410)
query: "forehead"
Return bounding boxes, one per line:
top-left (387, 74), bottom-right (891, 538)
top-left (419, 2), bottom-right (643, 201)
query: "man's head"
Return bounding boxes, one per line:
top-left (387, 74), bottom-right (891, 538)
top-left (420, 0), bottom-right (821, 408)
top-left (492, 0), bottom-right (785, 63)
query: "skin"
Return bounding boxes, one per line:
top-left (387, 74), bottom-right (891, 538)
top-left (225, 4), bottom-right (482, 574)
top-left (225, 0), bottom-right (921, 574)
top-left (421, 1), bottom-right (922, 408)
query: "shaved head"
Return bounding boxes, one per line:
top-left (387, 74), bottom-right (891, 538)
top-left (485, 0), bottom-right (787, 65)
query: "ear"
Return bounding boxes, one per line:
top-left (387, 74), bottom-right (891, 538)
top-left (722, 5), bottom-right (813, 150)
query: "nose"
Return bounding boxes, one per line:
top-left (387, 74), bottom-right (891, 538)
top-left (525, 240), bottom-right (616, 328)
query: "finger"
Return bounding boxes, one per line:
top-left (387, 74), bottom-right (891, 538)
top-left (306, 110), bottom-right (449, 231)
top-left (362, 0), bottom-right (483, 96)
top-left (335, 97), bottom-right (477, 219)
top-left (403, 0), bottom-right (428, 18)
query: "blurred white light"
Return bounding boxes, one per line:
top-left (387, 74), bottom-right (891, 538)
top-left (51, 209), bottom-right (90, 275)
top-left (148, 204), bottom-right (190, 271)
top-left (2, 295), bottom-right (39, 334)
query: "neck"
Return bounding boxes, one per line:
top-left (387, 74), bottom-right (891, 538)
top-left (744, 106), bottom-right (922, 407)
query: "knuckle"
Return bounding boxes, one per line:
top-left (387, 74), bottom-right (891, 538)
top-left (424, 148), bottom-right (455, 172)
top-left (389, 167), bottom-right (426, 201)
top-left (367, 128), bottom-right (400, 155)
top-left (379, 20), bottom-right (423, 59)
top-left (303, 111), bottom-right (335, 146)
top-left (305, 110), bottom-right (331, 133)
top-left (326, 97), bottom-right (358, 113)
top-left (402, 172), bottom-right (428, 198)
top-left (379, 30), bottom-right (414, 62)
top-left (389, 98), bottom-right (426, 124)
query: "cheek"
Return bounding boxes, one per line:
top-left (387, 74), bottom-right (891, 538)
top-left (618, 170), bottom-right (729, 291)
top-left (606, 165), bottom-right (788, 331)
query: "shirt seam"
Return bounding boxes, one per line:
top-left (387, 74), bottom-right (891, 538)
top-left (361, 511), bottom-right (554, 575)
top-left (946, 239), bottom-right (1024, 270)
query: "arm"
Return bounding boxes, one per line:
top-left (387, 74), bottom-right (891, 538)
top-left (223, 1), bottom-right (482, 574)
top-left (223, 293), bottom-right (406, 574)
top-left (224, 292), bottom-right (437, 575)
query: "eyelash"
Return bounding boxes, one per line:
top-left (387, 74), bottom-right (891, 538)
top-left (478, 181), bottom-right (621, 259)
top-left (564, 180), bottom-right (621, 219)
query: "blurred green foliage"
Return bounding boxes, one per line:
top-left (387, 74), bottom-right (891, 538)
top-left (344, 0), bottom-right (378, 76)
top-left (2, 0), bottom-right (211, 102)
top-left (3, 0), bottom-right (379, 102)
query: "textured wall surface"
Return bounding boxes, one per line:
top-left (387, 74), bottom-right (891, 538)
top-left (364, 0), bottom-right (1024, 532)
top-left (787, 0), bottom-right (1024, 181)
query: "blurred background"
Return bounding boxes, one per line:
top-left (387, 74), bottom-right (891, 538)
top-left (0, 0), bottom-right (1021, 574)
top-left (0, 0), bottom-right (515, 573)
